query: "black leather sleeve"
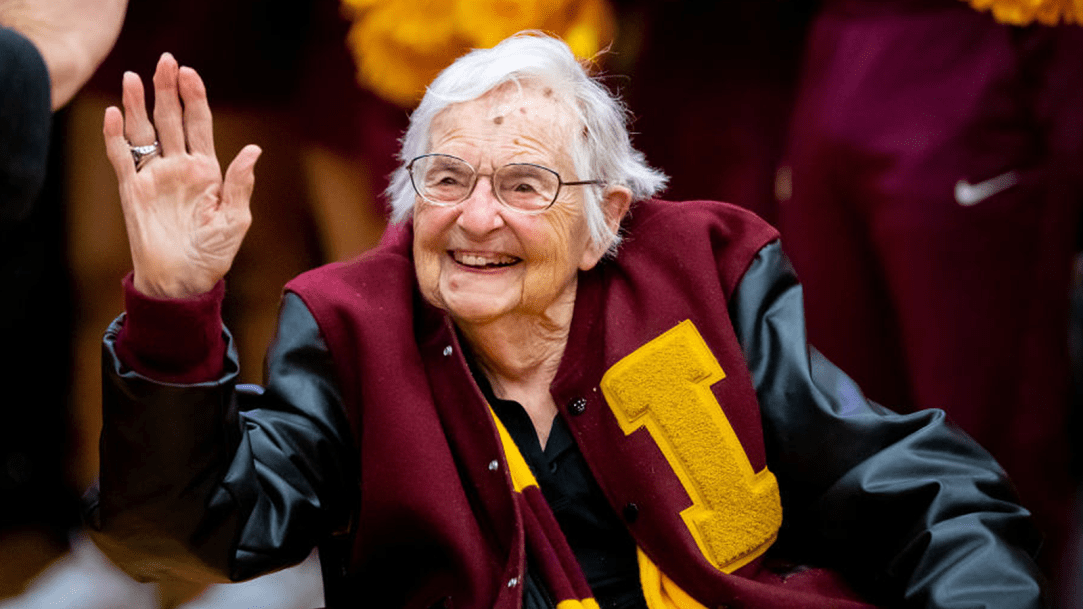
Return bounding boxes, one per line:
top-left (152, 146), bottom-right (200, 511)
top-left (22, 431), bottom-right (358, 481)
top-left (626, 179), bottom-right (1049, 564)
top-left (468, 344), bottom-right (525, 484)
top-left (728, 240), bottom-right (1047, 608)
top-left (90, 292), bottom-right (357, 584)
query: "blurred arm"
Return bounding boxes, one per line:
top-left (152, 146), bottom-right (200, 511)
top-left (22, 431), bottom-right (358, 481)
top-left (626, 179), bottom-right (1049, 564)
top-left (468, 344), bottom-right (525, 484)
top-left (0, 26), bottom-right (50, 224)
top-left (0, 0), bottom-right (127, 110)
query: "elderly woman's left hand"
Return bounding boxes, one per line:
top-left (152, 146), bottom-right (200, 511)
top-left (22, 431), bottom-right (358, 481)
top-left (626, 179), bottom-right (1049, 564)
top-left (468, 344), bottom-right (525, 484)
top-left (102, 53), bottom-right (260, 299)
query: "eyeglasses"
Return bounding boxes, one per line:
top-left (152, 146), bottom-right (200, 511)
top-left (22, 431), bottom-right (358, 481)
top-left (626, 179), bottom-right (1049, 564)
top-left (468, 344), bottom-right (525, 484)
top-left (407, 153), bottom-right (603, 214)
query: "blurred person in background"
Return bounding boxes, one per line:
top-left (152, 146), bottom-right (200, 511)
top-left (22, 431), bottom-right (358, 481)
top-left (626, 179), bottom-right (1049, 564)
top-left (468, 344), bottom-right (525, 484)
top-left (776, 0), bottom-right (1083, 602)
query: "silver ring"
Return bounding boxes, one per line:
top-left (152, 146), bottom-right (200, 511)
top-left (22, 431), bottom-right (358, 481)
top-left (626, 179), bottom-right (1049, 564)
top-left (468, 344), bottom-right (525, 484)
top-left (130, 141), bottom-right (162, 170)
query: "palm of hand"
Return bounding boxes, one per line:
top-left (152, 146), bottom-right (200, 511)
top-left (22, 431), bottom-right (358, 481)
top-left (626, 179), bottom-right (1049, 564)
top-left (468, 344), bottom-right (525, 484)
top-left (123, 153), bottom-right (248, 297)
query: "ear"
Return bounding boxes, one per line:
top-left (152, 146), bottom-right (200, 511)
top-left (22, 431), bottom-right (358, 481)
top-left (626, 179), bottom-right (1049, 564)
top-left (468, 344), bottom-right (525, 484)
top-left (579, 185), bottom-right (633, 271)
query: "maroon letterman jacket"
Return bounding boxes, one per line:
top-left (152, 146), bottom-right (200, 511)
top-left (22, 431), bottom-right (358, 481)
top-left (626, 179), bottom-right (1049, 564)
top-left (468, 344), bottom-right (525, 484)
top-left (90, 199), bottom-right (1046, 608)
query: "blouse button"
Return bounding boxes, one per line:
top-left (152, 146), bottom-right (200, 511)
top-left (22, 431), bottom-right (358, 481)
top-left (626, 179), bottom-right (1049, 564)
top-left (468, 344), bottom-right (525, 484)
top-left (442, 345), bottom-right (453, 357)
top-left (507, 576), bottom-right (520, 588)
top-left (488, 459), bottom-right (499, 472)
top-left (567, 397), bottom-right (587, 415)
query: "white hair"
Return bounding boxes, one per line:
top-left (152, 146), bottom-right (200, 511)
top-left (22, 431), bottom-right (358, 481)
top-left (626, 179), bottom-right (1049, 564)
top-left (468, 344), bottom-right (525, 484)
top-left (385, 31), bottom-right (668, 253)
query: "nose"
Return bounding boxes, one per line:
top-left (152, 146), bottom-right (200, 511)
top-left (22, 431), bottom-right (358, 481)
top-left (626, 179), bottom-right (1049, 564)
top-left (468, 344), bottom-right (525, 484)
top-left (456, 175), bottom-right (506, 235)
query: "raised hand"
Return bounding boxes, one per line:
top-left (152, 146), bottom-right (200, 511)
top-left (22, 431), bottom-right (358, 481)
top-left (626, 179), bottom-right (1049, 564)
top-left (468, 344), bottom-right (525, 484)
top-left (103, 52), bottom-right (261, 299)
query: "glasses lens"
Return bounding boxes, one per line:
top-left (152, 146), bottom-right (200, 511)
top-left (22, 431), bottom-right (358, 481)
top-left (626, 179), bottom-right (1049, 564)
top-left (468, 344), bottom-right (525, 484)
top-left (495, 164), bottom-right (560, 211)
top-left (413, 155), bottom-right (474, 205)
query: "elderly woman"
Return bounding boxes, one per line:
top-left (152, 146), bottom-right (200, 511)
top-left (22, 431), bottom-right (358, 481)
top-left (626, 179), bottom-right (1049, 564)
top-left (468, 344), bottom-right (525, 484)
top-left (91, 33), bottom-right (1045, 609)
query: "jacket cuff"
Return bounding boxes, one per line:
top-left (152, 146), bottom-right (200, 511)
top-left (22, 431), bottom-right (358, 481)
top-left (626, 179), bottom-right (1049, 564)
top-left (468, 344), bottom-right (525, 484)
top-left (114, 272), bottom-right (227, 383)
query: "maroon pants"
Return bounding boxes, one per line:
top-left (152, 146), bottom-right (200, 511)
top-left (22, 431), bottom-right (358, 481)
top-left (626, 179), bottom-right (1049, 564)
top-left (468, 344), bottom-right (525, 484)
top-left (779, 0), bottom-right (1083, 574)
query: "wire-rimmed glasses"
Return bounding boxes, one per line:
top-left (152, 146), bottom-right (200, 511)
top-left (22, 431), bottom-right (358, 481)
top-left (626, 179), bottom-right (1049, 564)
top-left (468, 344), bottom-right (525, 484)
top-left (407, 153), bottom-right (603, 214)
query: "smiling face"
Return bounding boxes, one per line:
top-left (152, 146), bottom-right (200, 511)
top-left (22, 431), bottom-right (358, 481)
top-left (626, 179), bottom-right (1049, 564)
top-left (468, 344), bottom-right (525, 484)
top-left (412, 80), bottom-right (609, 327)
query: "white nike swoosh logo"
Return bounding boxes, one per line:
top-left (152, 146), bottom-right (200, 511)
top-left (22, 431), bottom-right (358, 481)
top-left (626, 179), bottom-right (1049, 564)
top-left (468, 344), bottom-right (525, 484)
top-left (954, 170), bottom-right (1019, 206)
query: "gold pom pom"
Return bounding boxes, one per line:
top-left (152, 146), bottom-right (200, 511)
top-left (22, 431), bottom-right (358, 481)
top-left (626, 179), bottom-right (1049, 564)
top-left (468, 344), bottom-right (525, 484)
top-left (963, 0), bottom-right (1083, 26)
top-left (341, 0), bottom-right (616, 107)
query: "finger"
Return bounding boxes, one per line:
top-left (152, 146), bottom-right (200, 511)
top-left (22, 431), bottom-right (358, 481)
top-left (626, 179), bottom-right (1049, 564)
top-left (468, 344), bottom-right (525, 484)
top-left (152, 53), bottom-right (185, 155)
top-left (121, 71), bottom-right (156, 146)
top-left (178, 66), bottom-right (215, 157)
top-left (103, 106), bottom-right (137, 184)
top-left (222, 145), bottom-right (262, 212)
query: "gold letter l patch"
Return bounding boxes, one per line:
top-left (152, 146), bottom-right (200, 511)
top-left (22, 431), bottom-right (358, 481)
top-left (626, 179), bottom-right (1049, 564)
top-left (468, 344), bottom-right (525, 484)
top-left (601, 320), bottom-right (782, 573)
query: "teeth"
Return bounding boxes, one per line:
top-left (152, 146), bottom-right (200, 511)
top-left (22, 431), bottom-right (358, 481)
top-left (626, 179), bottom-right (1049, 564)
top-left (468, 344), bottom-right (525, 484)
top-left (453, 252), bottom-right (518, 267)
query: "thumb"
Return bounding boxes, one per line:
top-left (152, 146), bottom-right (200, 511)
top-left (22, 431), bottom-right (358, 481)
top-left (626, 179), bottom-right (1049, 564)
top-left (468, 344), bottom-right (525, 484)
top-left (222, 144), bottom-right (262, 210)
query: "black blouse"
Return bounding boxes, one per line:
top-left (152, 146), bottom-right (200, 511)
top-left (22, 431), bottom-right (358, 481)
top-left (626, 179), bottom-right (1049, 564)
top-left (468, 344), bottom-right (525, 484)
top-left (477, 372), bottom-right (648, 609)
